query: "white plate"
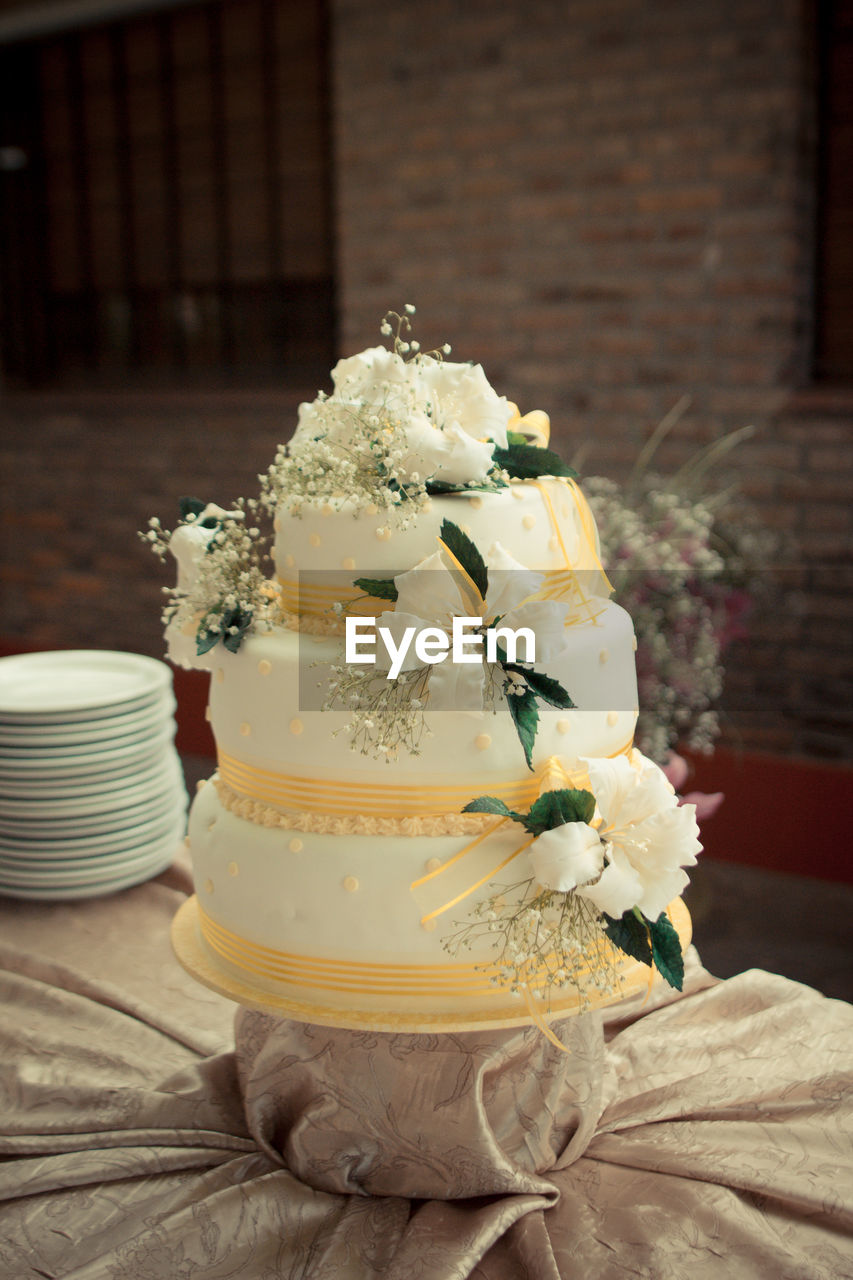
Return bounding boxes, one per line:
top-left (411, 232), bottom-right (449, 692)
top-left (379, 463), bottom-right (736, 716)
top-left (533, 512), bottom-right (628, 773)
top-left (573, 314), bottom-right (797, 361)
top-left (0, 750), bottom-right (184, 802)
top-left (0, 696), bottom-right (176, 748)
top-left (0, 754), bottom-right (183, 817)
top-left (0, 822), bottom-right (186, 879)
top-left (0, 724), bottom-right (176, 774)
top-left (0, 686), bottom-right (168, 729)
top-left (0, 841), bottom-right (181, 900)
top-left (0, 783), bottom-right (186, 840)
top-left (0, 807), bottom-right (185, 858)
top-left (0, 651), bottom-right (171, 719)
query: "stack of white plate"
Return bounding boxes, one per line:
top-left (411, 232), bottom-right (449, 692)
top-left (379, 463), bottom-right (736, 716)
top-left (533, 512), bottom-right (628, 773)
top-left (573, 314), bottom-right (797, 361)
top-left (0, 650), bottom-right (187, 900)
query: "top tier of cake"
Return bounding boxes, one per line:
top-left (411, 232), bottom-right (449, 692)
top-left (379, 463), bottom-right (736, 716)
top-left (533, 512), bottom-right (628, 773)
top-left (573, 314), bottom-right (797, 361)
top-left (272, 477), bottom-right (607, 620)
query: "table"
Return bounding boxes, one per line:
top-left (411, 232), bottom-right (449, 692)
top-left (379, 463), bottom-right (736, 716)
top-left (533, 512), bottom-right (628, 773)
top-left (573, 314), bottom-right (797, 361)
top-left (1, 845), bottom-right (852, 1279)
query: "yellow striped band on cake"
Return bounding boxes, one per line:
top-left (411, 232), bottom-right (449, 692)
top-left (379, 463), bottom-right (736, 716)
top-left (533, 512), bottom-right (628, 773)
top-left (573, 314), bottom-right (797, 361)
top-left (218, 751), bottom-right (539, 818)
top-left (217, 739), bottom-right (634, 821)
top-left (197, 905), bottom-right (628, 1001)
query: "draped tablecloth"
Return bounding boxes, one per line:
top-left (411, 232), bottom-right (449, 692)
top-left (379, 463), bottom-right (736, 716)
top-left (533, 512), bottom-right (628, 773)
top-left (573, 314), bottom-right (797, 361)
top-left (1, 849), bottom-right (852, 1279)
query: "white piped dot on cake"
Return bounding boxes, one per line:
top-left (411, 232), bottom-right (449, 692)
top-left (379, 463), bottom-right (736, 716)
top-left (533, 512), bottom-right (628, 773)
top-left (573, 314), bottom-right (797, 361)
top-left (204, 878), bottom-right (214, 894)
top-left (204, 705), bottom-right (211, 722)
top-left (239, 722), bottom-right (251, 736)
top-left (273, 515), bottom-right (281, 533)
top-left (557, 719), bottom-right (570, 734)
top-left (606, 711), bottom-right (619, 726)
top-left (522, 514), bottom-right (536, 530)
top-left (341, 557), bottom-right (356, 570)
top-left (366, 502), bottom-right (378, 516)
top-left (343, 875), bottom-right (359, 893)
top-left (321, 503), bottom-right (333, 517)
top-left (285, 553), bottom-right (295, 568)
top-left (468, 495), bottom-right (483, 509)
top-left (549, 535), bottom-right (560, 551)
top-left (599, 649), bottom-right (609, 665)
top-left (215, 668), bottom-right (224, 684)
top-left (289, 718), bottom-right (304, 735)
top-left (632, 634), bottom-right (638, 651)
top-left (227, 861), bottom-right (239, 877)
top-left (289, 838), bottom-right (303, 853)
top-left (258, 659), bottom-right (272, 676)
top-left (425, 857), bottom-right (442, 873)
top-left (309, 532), bottom-right (322, 548)
top-left (511, 486), bottom-right (524, 500)
top-left (422, 918), bottom-right (437, 932)
top-left (474, 733), bottom-right (492, 751)
top-left (375, 526), bottom-right (392, 541)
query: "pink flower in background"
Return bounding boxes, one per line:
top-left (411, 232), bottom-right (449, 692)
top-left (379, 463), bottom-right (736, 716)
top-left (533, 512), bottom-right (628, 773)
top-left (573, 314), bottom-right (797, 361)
top-left (663, 752), bottom-right (725, 822)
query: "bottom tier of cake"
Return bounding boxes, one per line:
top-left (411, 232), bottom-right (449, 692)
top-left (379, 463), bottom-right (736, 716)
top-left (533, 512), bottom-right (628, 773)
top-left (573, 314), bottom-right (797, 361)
top-left (175, 778), bottom-right (691, 1032)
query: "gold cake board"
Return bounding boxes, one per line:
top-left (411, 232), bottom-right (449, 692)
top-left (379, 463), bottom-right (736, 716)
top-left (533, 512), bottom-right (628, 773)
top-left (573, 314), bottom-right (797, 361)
top-left (171, 894), bottom-right (691, 1034)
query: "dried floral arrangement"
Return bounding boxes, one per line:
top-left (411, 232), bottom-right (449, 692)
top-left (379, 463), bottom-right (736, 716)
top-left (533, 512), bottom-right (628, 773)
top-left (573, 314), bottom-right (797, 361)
top-left (582, 398), bottom-right (775, 764)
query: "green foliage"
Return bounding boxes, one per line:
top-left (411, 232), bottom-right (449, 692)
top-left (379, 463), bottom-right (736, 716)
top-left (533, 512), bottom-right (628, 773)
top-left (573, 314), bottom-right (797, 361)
top-left (439, 520), bottom-right (489, 600)
top-left (461, 796), bottom-right (526, 824)
top-left (506, 663), bottom-right (575, 709)
top-left (492, 442), bottom-right (577, 481)
top-left (504, 685), bottom-right (539, 771)
top-left (603, 910), bottom-right (654, 968)
top-left (196, 605), bottom-right (254, 656)
top-left (524, 788), bottom-right (596, 835)
top-left (353, 576), bottom-right (399, 601)
top-left (604, 908), bottom-right (685, 990)
top-left (648, 912), bottom-right (685, 991)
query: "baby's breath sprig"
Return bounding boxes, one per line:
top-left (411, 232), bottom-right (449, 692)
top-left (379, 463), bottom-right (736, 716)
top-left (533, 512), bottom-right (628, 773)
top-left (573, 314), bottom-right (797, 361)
top-left (260, 389), bottom-right (432, 527)
top-left (142, 497), bottom-right (278, 656)
top-left (323, 662), bottom-right (432, 761)
top-left (443, 879), bottom-right (620, 1010)
top-left (380, 304), bottom-right (452, 363)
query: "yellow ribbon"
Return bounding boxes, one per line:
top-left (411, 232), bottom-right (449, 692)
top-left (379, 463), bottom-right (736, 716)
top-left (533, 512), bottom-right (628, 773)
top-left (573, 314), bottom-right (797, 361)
top-left (217, 750), bottom-right (543, 818)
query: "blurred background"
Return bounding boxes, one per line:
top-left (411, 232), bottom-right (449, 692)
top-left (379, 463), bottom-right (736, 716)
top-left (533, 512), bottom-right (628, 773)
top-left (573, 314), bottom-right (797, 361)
top-left (0, 0), bottom-right (851, 992)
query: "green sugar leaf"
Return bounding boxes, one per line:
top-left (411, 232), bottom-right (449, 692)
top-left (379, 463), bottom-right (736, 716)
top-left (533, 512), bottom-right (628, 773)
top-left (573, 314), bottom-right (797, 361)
top-left (603, 910), bottom-right (654, 968)
top-left (506, 663), bottom-right (575, 710)
top-left (462, 796), bottom-right (525, 824)
top-left (648, 911), bottom-right (685, 991)
top-left (353, 577), bottom-right (399, 601)
top-left (525, 788), bottom-right (596, 835)
top-left (439, 519), bottom-right (489, 600)
top-left (505, 685), bottom-right (539, 771)
top-left (425, 478), bottom-right (505, 496)
top-left (179, 495), bottom-right (207, 521)
top-left (492, 443), bottom-right (577, 481)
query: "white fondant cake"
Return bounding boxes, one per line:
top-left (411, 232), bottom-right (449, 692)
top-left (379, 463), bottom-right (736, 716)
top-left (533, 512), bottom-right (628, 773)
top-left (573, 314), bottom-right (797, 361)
top-left (157, 313), bottom-right (700, 1030)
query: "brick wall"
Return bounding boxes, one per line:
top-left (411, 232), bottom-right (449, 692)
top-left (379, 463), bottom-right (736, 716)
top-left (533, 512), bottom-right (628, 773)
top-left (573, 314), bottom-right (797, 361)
top-left (331, 0), bottom-right (853, 760)
top-left (0, 0), bottom-right (850, 764)
top-left (0, 390), bottom-right (306, 658)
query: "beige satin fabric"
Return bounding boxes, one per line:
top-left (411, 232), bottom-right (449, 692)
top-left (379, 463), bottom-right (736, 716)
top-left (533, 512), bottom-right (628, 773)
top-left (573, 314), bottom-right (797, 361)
top-left (0, 863), bottom-right (852, 1279)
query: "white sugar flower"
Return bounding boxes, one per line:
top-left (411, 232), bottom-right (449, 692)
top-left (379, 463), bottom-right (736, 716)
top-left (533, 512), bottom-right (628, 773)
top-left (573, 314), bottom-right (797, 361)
top-left (401, 416), bottom-right (496, 485)
top-left (529, 822), bottom-right (604, 893)
top-left (286, 345), bottom-right (511, 493)
top-left (577, 751), bottom-right (702, 920)
top-left (419, 358), bottom-right (511, 449)
top-left (169, 504), bottom-right (241, 594)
